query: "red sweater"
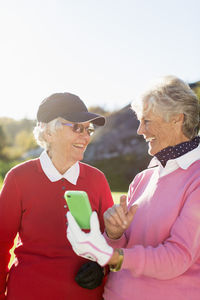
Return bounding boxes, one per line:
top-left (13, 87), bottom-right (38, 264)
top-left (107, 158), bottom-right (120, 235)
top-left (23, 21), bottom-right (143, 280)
top-left (0, 159), bottom-right (113, 300)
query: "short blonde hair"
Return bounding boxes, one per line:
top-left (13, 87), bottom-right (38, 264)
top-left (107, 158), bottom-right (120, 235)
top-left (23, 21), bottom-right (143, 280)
top-left (131, 75), bottom-right (200, 139)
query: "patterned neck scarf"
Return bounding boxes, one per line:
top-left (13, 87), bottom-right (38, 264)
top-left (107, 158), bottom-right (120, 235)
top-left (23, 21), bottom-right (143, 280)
top-left (155, 136), bottom-right (200, 167)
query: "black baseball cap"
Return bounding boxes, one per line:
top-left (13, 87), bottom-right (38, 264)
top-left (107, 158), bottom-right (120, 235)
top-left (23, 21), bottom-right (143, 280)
top-left (37, 92), bottom-right (105, 126)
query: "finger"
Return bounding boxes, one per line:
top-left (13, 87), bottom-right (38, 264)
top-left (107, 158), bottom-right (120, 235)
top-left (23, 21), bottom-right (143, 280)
top-left (76, 280), bottom-right (96, 289)
top-left (76, 271), bottom-right (94, 283)
top-left (104, 207), bottom-right (119, 225)
top-left (67, 212), bottom-right (84, 240)
top-left (67, 212), bottom-right (79, 230)
top-left (104, 207), bottom-right (125, 228)
top-left (76, 263), bottom-right (91, 279)
top-left (90, 211), bottom-right (101, 235)
top-left (127, 204), bottom-right (138, 224)
top-left (67, 222), bottom-right (78, 246)
top-left (67, 227), bottom-right (75, 246)
top-left (67, 227), bottom-right (79, 254)
top-left (120, 195), bottom-right (128, 214)
top-left (109, 205), bottom-right (128, 228)
top-left (113, 205), bottom-right (129, 228)
top-left (75, 277), bottom-right (97, 289)
top-left (76, 272), bottom-right (94, 283)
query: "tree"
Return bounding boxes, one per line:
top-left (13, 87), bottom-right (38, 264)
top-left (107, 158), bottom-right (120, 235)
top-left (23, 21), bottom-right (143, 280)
top-left (15, 130), bottom-right (37, 153)
top-left (0, 125), bottom-right (7, 159)
top-left (88, 106), bottom-right (110, 116)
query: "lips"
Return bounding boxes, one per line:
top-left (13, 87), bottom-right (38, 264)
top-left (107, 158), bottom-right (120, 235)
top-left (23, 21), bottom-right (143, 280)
top-left (73, 143), bottom-right (86, 149)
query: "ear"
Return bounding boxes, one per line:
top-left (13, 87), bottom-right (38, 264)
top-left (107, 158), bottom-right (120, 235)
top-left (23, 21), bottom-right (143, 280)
top-left (43, 130), bottom-right (53, 143)
top-left (173, 113), bottom-right (184, 125)
top-left (171, 114), bottom-right (185, 136)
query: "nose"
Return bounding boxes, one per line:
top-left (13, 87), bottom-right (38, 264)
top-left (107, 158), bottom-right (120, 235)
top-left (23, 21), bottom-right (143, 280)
top-left (137, 121), bottom-right (145, 135)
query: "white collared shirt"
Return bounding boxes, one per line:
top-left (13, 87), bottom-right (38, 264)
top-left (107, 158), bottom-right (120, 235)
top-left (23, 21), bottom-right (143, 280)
top-left (39, 150), bottom-right (80, 184)
top-left (148, 143), bottom-right (200, 177)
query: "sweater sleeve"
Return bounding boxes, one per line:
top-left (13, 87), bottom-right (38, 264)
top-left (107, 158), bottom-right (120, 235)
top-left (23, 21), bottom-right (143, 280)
top-left (121, 185), bottom-right (200, 280)
top-left (104, 232), bottom-right (128, 249)
top-left (0, 171), bottom-right (22, 297)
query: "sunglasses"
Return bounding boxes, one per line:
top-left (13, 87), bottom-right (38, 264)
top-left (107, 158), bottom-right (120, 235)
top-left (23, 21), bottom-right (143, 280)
top-left (62, 123), bottom-right (95, 136)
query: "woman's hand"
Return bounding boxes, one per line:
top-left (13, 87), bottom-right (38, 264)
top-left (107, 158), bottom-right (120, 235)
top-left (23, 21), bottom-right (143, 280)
top-left (67, 211), bottom-right (113, 266)
top-left (104, 195), bottom-right (138, 239)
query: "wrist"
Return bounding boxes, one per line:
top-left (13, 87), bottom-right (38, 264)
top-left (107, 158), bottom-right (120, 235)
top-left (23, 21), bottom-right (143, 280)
top-left (106, 230), bottom-right (123, 240)
top-left (109, 248), bottom-right (124, 272)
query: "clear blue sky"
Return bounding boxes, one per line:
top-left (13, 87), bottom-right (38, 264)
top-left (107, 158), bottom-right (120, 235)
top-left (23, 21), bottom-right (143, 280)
top-left (0, 0), bottom-right (199, 120)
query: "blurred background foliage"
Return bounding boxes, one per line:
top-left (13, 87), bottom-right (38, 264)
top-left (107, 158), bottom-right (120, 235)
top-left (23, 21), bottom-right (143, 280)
top-left (0, 118), bottom-right (38, 180)
top-left (0, 118), bottom-right (37, 160)
top-left (91, 154), bottom-right (150, 191)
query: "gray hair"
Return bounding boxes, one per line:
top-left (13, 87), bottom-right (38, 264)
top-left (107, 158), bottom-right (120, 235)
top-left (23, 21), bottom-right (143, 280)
top-left (131, 75), bottom-right (200, 139)
top-left (33, 118), bottom-right (62, 150)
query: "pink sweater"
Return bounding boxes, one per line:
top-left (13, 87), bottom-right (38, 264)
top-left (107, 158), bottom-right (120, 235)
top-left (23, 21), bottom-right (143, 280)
top-left (104, 159), bottom-right (200, 300)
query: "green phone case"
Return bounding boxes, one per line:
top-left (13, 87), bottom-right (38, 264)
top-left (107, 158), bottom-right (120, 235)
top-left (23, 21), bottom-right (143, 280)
top-left (64, 190), bottom-right (92, 229)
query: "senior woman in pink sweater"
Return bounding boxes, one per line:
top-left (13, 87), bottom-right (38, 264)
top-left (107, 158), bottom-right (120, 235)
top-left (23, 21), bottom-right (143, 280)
top-left (67, 75), bottom-right (200, 300)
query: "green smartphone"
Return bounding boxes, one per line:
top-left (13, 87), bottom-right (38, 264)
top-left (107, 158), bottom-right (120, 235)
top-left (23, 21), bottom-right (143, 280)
top-left (64, 190), bottom-right (92, 229)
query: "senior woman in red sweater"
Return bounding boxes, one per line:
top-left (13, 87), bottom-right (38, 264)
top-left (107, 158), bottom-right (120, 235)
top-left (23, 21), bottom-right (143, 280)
top-left (0, 93), bottom-right (113, 299)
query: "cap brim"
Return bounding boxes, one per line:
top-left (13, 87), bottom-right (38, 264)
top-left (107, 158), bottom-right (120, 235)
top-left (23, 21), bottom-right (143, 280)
top-left (60, 111), bottom-right (105, 126)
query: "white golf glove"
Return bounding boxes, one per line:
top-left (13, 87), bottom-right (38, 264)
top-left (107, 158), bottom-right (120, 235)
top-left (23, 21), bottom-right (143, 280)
top-left (67, 211), bottom-right (113, 266)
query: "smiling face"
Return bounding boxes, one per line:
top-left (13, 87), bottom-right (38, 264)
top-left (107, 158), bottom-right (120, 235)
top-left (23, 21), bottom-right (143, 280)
top-left (137, 110), bottom-right (189, 156)
top-left (45, 120), bottom-right (91, 172)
